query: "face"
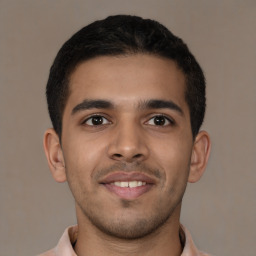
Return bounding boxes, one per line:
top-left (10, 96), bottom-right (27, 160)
top-left (60, 54), bottom-right (195, 239)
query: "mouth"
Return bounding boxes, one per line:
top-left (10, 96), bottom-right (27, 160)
top-left (111, 181), bottom-right (146, 188)
top-left (99, 172), bottom-right (156, 200)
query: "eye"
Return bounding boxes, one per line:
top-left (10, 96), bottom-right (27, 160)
top-left (146, 115), bottom-right (174, 126)
top-left (83, 115), bottom-right (110, 126)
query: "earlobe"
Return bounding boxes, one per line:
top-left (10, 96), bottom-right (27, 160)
top-left (188, 131), bottom-right (211, 183)
top-left (43, 128), bottom-right (67, 183)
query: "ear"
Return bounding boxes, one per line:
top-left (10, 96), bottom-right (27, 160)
top-left (43, 128), bottom-right (67, 183)
top-left (188, 131), bottom-right (211, 183)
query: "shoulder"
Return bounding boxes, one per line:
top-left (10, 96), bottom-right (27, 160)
top-left (36, 225), bottom-right (78, 256)
top-left (198, 252), bottom-right (212, 256)
top-left (180, 224), bottom-right (213, 256)
top-left (37, 248), bottom-right (56, 256)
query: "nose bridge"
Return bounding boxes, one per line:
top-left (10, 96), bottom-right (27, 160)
top-left (107, 116), bottom-right (149, 161)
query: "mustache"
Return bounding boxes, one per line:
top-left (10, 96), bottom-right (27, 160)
top-left (93, 162), bottom-right (162, 180)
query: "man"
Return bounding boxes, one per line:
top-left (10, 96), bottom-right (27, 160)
top-left (41, 15), bottom-right (211, 256)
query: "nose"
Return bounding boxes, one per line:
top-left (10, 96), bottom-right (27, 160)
top-left (107, 121), bottom-right (149, 163)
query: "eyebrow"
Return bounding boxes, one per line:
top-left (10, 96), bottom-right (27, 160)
top-left (71, 99), bottom-right (184, 116)
top-left (72, 99), bottom-right (114, 115)
top-left (138, 99), bottom-right (184, 115)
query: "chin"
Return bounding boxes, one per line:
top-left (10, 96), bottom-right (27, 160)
top-left (85, 207), bottom-right (175, 240)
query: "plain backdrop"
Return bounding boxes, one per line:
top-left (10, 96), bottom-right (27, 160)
top-left (0, 1), bottom-right (255, 255)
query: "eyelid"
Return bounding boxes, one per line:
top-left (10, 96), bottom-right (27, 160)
top-left (145, 114), bottom-right (175, 126)
top-left (81, 113), bottom-right (112, 126)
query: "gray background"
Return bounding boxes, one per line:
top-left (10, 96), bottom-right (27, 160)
top-left (0, 0), bottom-right (255, 255)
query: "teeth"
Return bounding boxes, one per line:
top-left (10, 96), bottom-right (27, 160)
top-left (138, 181), bottom-right (142, 186)
top-left (112, 181), bottom-right (146, 188)
top-left (129, 181), bottom-right (138, 188)
top-left (120, 181), bottom-right (128, 188)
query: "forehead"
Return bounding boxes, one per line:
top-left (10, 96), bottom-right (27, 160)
top-left (67, 54), bottom-right (187, 112)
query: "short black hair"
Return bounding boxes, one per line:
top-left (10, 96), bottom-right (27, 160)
top-left (46, 15), bottom-right (206, 138)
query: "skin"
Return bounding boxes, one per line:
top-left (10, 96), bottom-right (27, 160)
top-left (44, 54), bottom-right (211, 256)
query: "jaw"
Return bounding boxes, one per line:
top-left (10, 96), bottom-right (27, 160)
top-left (74, 201), bottom-right (183, 256)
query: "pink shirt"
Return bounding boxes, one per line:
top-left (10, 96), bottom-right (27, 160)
top-left (38, 225), bottom-right (210, 256)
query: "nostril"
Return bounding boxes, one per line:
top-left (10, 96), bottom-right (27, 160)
top-left (112, 153), bottom-right (143, 160)
top-left (134, 154), bottom-right (143, 159)
top-left (113, 153), bottom-right (122, 158)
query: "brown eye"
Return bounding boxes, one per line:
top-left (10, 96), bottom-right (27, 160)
top-left (91, 116), bottom-right (103, 125)
top-left (147, 115), bottom-right (173, 126)
top-left (84, 115), bottom-right (110, 126)
top-left (153, 116), bottom-right (166, 125)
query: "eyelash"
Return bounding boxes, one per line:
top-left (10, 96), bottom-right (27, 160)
top-left (82, 114), bottom-right (111, 126)
top-left (146, 115), bottom-right (175, 127)
top-left (82, 114), bottom-right (175, 127)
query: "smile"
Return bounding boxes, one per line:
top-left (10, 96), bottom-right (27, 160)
top-left (111, 181), bottom-right (147, 188)
top-left (100, 172), bottom-right (156, 200)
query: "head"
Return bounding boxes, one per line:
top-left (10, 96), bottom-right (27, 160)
top-left (44, 15), bottom-right (211, 241)
top-left (46, 15), bottom-right (205, 139)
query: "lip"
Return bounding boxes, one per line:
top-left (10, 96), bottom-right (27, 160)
top-left (99, 172), bottom-right (156, 184)
top-left (99, 172), bottom-right (156, 200)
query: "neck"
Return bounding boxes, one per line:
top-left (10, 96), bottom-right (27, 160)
top-left (74, 205), bottom-right (183, 256)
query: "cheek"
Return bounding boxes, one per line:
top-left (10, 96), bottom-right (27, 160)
top-left (151, 136), bottom-right (192, 187)
top-left (63, 136), bottom-right (108, 185)
top-left (63, 143), bottom-right (101, 204)
top-left (153, 135), bottom-right (192, 166)
top-left (64, 132), bottom-right (101, 162)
